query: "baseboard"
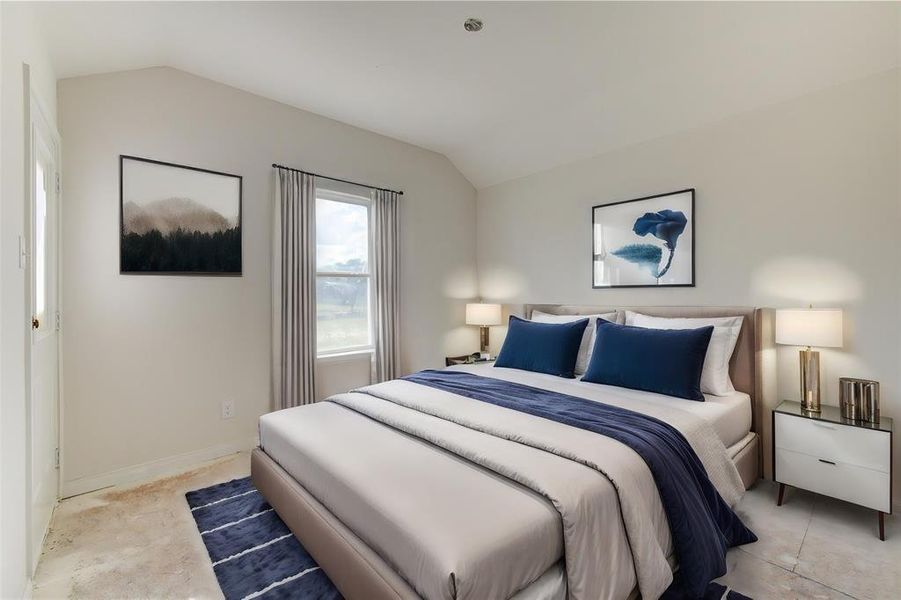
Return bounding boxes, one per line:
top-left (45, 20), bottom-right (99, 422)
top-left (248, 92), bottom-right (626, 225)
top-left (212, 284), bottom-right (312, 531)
top-left (60, 436), bottom-right (258, 498)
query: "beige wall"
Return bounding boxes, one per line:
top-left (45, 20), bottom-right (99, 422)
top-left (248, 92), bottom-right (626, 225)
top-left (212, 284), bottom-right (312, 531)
top-left (1, 3), bottom-right (59, 596)
top-left (58, 67), bottom-right (478, 496)
top-left (477, 69), bottom-right (901, 499)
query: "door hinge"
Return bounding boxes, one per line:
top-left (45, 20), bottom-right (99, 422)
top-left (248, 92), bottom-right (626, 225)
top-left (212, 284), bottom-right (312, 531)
top-left (54, 448), bottom-right (60, 469)
top-left (55, 172), bottom-right (61, 194)
top-left (55, 311), bottom-right (61, 332)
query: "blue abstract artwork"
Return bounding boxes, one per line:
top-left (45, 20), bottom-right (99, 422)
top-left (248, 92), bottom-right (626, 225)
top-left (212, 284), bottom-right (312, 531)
top-left (592, 190), bottom-right (694, 287)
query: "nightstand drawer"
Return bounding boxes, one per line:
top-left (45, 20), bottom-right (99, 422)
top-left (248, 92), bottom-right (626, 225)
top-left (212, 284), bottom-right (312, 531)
top-left (776, 448), bottom-right (890, 512)
top-left (775, 412), bottom-right (890, 473)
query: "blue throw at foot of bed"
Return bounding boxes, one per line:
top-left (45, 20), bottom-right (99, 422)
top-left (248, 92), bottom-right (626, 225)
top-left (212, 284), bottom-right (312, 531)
top-left (403, 370), bottom-right (757, 598)
top-left (187, 477), bottom-right (753, 600)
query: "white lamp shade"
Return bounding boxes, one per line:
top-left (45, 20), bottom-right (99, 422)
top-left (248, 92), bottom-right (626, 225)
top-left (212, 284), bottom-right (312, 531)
top-left (775, 308), bottom-right (843, 348)
top-left (466, 303), bottom-right (502, 326)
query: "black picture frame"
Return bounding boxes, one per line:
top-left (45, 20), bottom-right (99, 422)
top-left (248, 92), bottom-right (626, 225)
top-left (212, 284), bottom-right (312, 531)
top-left (119, 155), bottom-right (243, 276)
top-left (591, 188), bottom-right (695, 289)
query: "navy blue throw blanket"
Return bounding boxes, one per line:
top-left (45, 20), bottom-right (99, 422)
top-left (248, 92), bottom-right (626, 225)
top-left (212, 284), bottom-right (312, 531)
top-left (403, 370), bottom-right (756, 599)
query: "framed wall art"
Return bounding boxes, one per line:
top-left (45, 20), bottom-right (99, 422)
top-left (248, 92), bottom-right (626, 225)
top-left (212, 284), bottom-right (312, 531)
top-left (120, 155), bottom-right (242, 275)
top-left (591, 188), bottom-right (694, 288)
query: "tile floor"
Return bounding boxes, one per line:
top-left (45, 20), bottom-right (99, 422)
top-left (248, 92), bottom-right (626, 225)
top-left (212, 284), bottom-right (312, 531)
top-left (32, 453), bottom-right (899, 599)
top-left (716, 482), bottom-right (899, 600)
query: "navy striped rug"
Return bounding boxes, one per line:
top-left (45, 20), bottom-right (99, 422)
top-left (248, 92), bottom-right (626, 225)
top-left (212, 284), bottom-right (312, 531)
top-left (188, 477), bottom-right (751, 600)
top-left (186, 477), bottom-right (341, 600)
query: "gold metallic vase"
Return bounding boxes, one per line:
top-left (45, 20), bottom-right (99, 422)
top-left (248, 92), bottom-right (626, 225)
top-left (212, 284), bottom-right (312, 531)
top-left (799, 348), bottom-right (821, 413)
top-left (839, 377), bottom-right (880, 423)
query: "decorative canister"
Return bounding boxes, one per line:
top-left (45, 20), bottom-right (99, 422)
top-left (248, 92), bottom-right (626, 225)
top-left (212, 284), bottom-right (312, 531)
top-left (859, 380), bottom-right (880, 423)
top-left (839, 378), bottom-right (859, 420)
top-left (839, 377), bottom-right (880, 423)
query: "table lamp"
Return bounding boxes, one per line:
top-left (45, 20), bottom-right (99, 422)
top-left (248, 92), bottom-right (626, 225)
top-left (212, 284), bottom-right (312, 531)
top-left (775, 307), bottom-right (843, 413)
top-left (466, 303), bottom-right (502, 356)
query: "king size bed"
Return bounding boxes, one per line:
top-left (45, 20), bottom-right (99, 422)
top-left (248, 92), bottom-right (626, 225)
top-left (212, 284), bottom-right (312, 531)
top-left (252, 306), bottom-right (765, 600)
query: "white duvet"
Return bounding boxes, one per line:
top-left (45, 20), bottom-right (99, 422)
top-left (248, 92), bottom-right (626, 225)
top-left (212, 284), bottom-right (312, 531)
top-left (260, 365), bottom-right (746, 600)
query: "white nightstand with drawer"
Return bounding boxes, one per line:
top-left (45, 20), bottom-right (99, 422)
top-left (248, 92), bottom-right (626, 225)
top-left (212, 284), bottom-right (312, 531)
top-left (773, 400), bottom-right (893, 540)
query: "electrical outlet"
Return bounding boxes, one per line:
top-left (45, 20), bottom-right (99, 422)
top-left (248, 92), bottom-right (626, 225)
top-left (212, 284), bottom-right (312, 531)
top-left (221, 399), bottom-right (235, 420)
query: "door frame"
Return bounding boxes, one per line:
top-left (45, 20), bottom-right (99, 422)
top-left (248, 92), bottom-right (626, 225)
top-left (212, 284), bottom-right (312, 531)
top-left (24, 73), bottom-right (63, 575)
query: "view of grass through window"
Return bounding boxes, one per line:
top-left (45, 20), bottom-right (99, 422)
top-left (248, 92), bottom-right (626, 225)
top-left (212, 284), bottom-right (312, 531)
top-left (316, 194), bottom-right (371, 353)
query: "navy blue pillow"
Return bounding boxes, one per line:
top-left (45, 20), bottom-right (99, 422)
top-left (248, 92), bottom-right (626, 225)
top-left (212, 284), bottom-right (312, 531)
top-left (581, 319), bottom-right (713, 401)
top-left (494, 315), bottom-right (589, 378)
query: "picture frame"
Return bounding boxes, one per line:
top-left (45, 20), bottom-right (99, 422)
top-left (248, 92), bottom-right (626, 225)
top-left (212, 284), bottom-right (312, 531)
top-left (591, 188), bottom-right (694, 288)
top-left (120, 155), bottom-right (242, 275)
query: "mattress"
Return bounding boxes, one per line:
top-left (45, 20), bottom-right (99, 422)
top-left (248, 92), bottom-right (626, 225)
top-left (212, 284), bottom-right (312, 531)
top-left (693, 391), bottom-right (753, 448)
top-left (259, 401), bottom-right (567, 600)
top-left (452, 364), bottom-right (752, 448)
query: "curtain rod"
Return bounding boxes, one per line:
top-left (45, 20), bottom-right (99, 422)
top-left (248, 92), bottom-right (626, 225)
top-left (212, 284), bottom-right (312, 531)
top-left (272, 163), bottom-right (404, 196)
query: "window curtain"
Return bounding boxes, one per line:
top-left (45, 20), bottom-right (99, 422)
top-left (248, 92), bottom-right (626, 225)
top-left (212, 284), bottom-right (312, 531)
top-left (371, 189), bottom-right (401, 382)
top-left (272, 168), bottom-right (317, 408)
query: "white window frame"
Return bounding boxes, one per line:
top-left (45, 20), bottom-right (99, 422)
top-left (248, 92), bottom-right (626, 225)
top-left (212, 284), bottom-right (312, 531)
top-left (315, 185), bottom-right (375, 358)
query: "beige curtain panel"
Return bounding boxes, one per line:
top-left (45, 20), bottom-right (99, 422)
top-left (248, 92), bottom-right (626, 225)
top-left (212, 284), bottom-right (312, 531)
top-left (272, 168), bottom-right (317, 408)
top-left (371, 189), bottom-right (401, 382)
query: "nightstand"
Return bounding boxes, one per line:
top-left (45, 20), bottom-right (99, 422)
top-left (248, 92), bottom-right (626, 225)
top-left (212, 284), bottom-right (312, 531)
top-left (773, 400), bottom-right (893, 540)
top-left (445, 355), bottom-right (494, 367)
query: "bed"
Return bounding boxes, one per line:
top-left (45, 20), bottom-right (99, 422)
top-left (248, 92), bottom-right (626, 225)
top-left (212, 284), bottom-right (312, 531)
top-left (252, 306), bottom-right (765, 600)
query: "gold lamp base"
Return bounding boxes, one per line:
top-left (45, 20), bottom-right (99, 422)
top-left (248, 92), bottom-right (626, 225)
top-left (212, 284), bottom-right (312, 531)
top-left (479, 326), bottom-right (490, 354)
top-left (800, 347), bottom-right (821, 413)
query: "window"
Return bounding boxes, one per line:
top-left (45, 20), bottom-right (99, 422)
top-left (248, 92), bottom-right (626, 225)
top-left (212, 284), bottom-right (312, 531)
top-left (316, 187), bottom-right (372, 355)
top-left (34, 161), bottom-right (48, 323)
top-left (32, 146), bottom-right (56, 341)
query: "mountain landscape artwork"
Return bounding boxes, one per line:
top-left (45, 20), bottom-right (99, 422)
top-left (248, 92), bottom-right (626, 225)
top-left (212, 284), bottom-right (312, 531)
top-left (592, 189), bottom-right (694, 288)
top-left (120, 156), bottom-right (242, 274)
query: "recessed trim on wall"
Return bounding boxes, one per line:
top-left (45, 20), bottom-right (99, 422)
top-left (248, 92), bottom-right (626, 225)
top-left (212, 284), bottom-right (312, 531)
top-left (591, 188), bottom-right (695, 289)
top-left (119, 155), bottom-right (243, 276)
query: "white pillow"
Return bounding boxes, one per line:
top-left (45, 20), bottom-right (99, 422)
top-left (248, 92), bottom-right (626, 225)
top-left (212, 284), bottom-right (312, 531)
top-left (624, 311), bottom-right (744, 396)
top-left (531, 310), bottom-right (619, 375)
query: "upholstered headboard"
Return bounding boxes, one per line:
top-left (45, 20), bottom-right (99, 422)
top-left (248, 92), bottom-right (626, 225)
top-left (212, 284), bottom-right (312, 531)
top-left (522, 305), bottom-right (769, 443)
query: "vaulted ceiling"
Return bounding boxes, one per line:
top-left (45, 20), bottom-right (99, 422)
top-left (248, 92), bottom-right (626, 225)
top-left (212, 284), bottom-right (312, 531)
top-left (36, 1), bottom-right (900, 188)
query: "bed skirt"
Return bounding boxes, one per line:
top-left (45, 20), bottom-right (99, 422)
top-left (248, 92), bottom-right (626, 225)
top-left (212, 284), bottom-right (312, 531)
top-left (733, 433), bottom-right (760, 490)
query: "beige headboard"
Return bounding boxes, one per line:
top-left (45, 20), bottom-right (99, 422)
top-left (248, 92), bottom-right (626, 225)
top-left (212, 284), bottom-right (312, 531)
top-left (523, 305), bottom-right (770, 446)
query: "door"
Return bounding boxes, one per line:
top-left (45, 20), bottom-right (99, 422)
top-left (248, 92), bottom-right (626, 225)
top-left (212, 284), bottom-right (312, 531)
top-left (29, 99), bottom-right (60, 571)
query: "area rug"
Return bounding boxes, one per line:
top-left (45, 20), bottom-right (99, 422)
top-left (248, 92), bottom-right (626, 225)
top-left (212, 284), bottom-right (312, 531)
top-left (187, 477), bottom-right (752, 600)
top-left (185, 476), bottom-right (341, 600)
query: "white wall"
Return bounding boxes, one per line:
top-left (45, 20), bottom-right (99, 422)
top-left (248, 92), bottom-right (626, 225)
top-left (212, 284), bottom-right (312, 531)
top-left (58, 67), bottom-right (478, 497)
top-left (0, 3), bottom-right (58, 597)
top-left (477, 69), bottom-right (901, 497)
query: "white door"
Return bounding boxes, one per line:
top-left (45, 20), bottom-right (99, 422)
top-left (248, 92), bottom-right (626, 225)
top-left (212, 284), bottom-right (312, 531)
top-left (29, 102), bottom-right (60, 572)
